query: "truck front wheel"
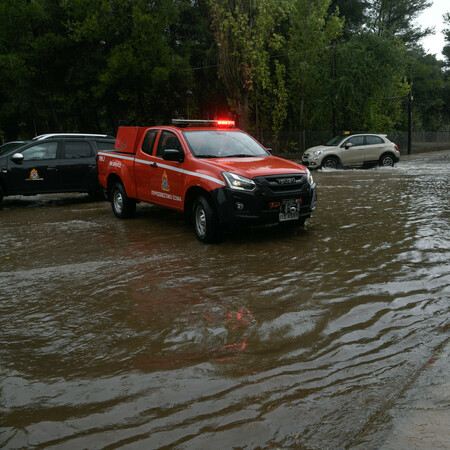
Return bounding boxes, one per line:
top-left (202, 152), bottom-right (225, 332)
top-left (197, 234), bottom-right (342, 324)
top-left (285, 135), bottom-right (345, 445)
top-left (111, 182), bottom-right (136, 219)
top-left (193, 195), bottom-right (222, 243)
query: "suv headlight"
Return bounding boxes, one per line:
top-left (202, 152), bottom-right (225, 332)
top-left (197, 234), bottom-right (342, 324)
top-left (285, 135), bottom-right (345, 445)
top-left (313, 150), bottom-right (323, 157)
top-left (306, 168), bottom-right (314, 185)
top-left (222, 172), bottom-right (256, 191)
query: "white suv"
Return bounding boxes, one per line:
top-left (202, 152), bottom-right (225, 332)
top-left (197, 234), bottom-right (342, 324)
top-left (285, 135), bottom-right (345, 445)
top-left (302, 134), bottom-right (400, 169)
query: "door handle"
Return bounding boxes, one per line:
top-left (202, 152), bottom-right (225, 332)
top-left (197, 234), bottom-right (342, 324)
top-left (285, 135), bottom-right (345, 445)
top-left (47, 166), bottom-right (57, 171)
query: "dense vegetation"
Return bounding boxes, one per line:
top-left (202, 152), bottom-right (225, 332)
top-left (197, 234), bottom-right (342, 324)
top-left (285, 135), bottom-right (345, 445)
top-left (0, 0), bottom-right (449, 148)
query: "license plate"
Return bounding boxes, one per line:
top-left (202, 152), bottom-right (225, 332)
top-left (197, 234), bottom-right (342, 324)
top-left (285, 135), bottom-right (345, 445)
top-left (279, 199), bottom-right (300, 222)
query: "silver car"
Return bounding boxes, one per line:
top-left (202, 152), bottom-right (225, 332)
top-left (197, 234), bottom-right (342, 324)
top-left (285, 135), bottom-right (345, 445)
top-left (301, 134), bottom-right (400, 169)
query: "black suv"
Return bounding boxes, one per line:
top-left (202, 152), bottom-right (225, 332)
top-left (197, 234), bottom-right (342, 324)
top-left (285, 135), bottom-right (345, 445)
top-left (0, 133), bottom-right (115, 205)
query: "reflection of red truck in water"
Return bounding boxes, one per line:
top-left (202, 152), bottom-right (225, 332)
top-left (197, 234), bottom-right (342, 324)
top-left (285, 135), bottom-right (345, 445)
top-left (97, 120), bottom-right (317, 243)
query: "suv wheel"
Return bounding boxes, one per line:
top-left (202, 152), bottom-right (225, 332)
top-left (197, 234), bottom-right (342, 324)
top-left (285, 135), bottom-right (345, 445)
top-left (322, 156), bottom-right (340, 169)
top-left (111, 182), bottom-right (136, 218)
top-left (193, 195), bottom-right (222, 243)
top-left (379, 153), bottom-right (395, 167)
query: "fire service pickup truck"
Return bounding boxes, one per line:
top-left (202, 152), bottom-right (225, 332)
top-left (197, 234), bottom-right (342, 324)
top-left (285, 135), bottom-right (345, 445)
top-left (97, 120), bottom-right (317, 243)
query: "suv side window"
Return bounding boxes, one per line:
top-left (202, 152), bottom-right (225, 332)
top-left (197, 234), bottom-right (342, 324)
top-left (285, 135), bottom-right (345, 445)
top-left (365, 135), bottom-right (384, 145)
top-left (63, 141), bottom-right (93, 158)
top-left (344, 136), bottom-right (365, 147)
top-left (142, 130), bottom-right (158, 155)
top-left (156, 131), bottom-right (183, 158)
top-left (22, 142), bottom-right (58, 161)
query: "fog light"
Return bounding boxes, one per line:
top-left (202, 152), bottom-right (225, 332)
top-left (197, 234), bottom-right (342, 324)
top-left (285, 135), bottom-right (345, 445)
top-left (235, 202), bottom-right (244, 210)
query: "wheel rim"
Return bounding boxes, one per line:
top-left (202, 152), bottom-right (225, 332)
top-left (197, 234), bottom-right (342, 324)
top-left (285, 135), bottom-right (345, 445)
top-left (113, 189), bottom-right (123, 213)
top-left (324, 158), bottom-right (337, 169)
top-left (382, 156), bottom-right (394, 166)
top-left (195, 205), bottom-right (207, 237)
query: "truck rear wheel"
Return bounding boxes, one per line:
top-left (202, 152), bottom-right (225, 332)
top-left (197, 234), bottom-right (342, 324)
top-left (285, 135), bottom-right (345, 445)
top-left (111, 182), bottom-right (136, 219)
top-left (193, 195), bottom-right (222, 243)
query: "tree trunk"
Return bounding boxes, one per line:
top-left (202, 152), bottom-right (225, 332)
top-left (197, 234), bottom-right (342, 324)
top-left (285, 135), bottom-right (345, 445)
top-left (236, 91), bottom-right (249, 131)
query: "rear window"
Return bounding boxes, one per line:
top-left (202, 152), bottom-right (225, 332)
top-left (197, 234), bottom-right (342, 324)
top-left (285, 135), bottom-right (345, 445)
top-left (366, 136), bottom-right (384, 145)
top-left (64, 141), bottom-right (93, 158)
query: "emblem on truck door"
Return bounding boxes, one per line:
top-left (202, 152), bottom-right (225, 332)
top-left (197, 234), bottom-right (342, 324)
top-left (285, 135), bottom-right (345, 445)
top-left (161, 171), bottom-right (170, 192)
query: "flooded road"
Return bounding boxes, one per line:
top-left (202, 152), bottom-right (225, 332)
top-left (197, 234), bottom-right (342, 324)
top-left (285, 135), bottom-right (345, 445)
top-left (1, 153), bottom-right (449, 449)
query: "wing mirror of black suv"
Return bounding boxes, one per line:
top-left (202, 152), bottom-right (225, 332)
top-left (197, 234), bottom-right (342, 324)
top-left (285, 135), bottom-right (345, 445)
top-left (11, 153), bottom-right (24, 163)
top-left (163, 148), bottom-right (184, 163)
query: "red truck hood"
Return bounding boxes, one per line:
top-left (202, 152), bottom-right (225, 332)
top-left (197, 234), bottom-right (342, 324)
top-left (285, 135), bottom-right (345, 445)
top-left (204, 155), bottom-right (307, 178)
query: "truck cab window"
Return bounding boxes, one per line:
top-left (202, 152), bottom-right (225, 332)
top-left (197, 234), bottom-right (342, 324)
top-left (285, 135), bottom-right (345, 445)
top-left (156, 131), bottom-right (183, 158)
top-left (142, 130), bottom-right (158, 155)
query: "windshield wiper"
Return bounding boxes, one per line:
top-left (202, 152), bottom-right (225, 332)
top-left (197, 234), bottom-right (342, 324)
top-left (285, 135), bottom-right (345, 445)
top-left (224, 154), bottom-right (256, 158)
top-left (196, 154), bottom-right (218, 158)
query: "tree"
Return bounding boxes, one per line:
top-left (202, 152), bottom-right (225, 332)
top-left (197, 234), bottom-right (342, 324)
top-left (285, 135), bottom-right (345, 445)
top-left (407, 49), bottom-right (446, 131)
top-left (365, 0), bottom-right (432, 44)
top-left (207, 0), bottom-right (292, 130)
top-left (65, 0), bottom-right (192, 129)
top-left (443, 12), bottom-right (450, 66)
top-left (287, 0), bottom-right (343, 138)
top-left (334, 33), bottom-right (409, 131)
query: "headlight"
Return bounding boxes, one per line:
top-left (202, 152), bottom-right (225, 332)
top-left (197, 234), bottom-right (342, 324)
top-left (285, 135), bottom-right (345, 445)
top-left (306, 168), bottom-right (314, 185)
top-left (222, 172), bottom-right (256, 191)
top-left (313, 150), bottom-right (323, 157)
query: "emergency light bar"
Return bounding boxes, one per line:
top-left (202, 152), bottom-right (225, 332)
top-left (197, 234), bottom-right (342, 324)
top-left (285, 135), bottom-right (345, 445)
top-left (172, 119), bottom-right (235, 128)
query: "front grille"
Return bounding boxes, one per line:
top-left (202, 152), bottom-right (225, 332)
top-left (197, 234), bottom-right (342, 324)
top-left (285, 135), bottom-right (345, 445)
top-left (254, 174), bottom-right (308, 194)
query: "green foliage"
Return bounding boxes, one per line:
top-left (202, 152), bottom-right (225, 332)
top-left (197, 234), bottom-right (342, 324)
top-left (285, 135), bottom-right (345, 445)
top-left (0, 0), bottom-right (448, 141)
top-left (207, 0), bottom-right (292, 130)
top-left (288, 0), bottom-right (343, 133)
top-left (335, 33), bottom-right (410, 131)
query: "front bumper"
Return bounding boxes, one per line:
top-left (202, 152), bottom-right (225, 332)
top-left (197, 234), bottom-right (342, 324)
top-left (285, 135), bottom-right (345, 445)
top-left (210, 174), bottom-right (317, 229)
top-left (301, 158), bottom-right (320, 168)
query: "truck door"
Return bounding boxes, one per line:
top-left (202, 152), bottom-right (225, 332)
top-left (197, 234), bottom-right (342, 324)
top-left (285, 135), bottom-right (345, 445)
top-left (134, 129), bottom-right (159, 202)
top-left (7, 141), bottom-right (59, 194)
top-left (149, 130), bottom-right (185, 209)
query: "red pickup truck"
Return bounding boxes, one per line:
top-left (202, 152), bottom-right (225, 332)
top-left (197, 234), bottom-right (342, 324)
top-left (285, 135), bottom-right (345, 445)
top-left (98, 120), bottom-right (317, 243)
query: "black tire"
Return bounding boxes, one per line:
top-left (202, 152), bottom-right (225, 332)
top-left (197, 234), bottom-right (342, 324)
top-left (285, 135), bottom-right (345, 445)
top-left (322, 156), bottom-right (340, 169)
top-left (111, 182), bottom-right (136, 219)
top-left (0, 185), bottom-right (3, 206)
top-left (379, 153), bottom-right (395, 167)
top-left (192, 195), bottom-right (222, 243)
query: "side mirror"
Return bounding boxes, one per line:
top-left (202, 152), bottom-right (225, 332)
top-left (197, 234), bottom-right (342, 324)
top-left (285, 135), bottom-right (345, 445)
top-left (163, 148), bottom-right (184, 163)
top-left (11, 153), bottom-right (24, 163)
top-left (344, 143), bottom-right (353, 149)
top-left (266, 147), bottom-right (273, 154)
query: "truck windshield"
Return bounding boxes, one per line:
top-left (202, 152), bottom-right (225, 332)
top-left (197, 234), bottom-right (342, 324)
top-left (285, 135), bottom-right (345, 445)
top-left (183, 130), bottom-right (269, 158)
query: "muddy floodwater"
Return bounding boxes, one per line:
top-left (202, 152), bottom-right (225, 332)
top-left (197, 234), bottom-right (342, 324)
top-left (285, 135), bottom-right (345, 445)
top-left (1, 154), bottom-right (449, 449)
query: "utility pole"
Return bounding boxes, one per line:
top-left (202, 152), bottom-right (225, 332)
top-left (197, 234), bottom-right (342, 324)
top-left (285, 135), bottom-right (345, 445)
top-left (408, 83), bottom-right (413, 155)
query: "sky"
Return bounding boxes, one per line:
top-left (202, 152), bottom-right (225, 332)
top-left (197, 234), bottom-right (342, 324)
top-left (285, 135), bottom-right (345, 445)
top-left (416, 0), bottom-right (449, 59)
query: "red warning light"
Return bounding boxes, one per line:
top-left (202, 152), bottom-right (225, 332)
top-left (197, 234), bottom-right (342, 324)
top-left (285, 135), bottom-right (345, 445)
top-left (216, 120), bottom-right (235, 127)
